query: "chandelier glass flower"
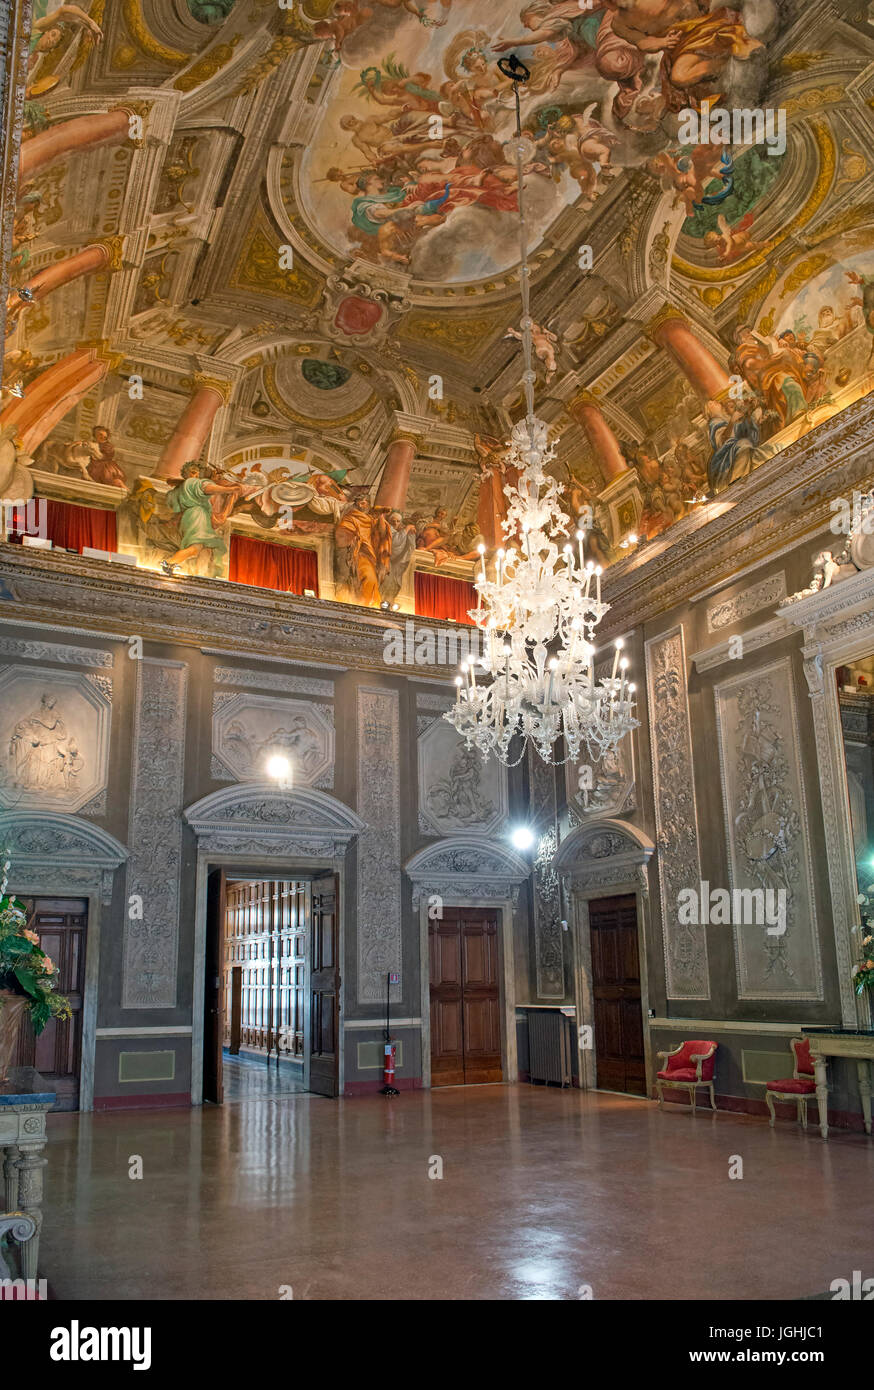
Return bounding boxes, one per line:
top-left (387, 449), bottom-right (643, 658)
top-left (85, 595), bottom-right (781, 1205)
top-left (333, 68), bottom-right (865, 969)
top-left (444, 56), bottom-right (638, 768)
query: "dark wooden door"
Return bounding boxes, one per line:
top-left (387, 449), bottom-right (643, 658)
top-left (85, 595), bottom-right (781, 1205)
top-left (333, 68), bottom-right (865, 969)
top-left (203, 868), bottom-right (227, 1104)
top-left (13, 897), bottom-right (86, 1111)
top-left (430, 908), bottom-right (502, 1086)
top-left (589, 894), bottom-right (645, 1096)
top-left (309, 872), bottom-right (339, 1097)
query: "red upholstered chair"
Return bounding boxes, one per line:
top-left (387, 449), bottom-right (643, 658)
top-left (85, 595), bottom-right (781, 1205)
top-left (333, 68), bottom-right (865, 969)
top-left (656, 1039), bottom-right (718, 1112)
top-left (765, 1037), bottom-right (818, 1130)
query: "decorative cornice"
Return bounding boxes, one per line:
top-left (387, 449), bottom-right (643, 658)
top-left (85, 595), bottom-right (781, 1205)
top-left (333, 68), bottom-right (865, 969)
top-left (405, 836), bottom-right (529, 907)
top-left (184, 784), bottom-right (364, 861)
top-left (0, 811), bottom-right (127, 905)
top-left (568, 389), bottom-right (601, 412)
top-left (690, 617), bottom-right (792, 673)
top-left (599, 393), bottom-right (874, 640)
top-left (0, 547), bottom-right (463, 675)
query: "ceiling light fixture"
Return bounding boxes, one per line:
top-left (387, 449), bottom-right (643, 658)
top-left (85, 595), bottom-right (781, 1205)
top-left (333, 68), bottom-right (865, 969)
top-left (444, 56), bottom-right (638, 768)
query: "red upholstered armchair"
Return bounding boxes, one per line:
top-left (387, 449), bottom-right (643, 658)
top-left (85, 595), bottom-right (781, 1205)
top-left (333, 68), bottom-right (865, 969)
top-left (656, 1039), bottom-right (718, 1112)
top-left (765, 1037), bottom-right (818, 1130)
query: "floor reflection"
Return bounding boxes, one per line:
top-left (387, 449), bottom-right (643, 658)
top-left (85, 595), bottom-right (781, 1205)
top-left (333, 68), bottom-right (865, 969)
top-left (220, 1051), bottom-right (307, 1103)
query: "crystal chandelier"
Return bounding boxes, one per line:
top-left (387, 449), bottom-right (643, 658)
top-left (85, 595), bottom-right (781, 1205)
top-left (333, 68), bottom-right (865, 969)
top-left (444, 56), bottom-right (638, 768)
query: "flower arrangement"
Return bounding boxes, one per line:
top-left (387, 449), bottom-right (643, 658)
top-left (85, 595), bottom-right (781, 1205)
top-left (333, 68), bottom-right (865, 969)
top-left (0, 849), bottom-right (71, 1036)
top-left (853, 881), bottom-right (874, 995)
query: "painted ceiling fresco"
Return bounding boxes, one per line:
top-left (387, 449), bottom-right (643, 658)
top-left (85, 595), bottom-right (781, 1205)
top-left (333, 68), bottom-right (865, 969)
top-left (2, 0), bottom-right (874, 610)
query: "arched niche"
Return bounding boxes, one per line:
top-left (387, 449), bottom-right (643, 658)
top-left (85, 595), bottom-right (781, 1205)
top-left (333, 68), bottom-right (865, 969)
top-left (555, 818), bottom-right (656, 1094)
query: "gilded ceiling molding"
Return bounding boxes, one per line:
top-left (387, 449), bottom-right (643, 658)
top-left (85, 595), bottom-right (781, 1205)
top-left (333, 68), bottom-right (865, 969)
top-left (120, 0), bottom-right (188, 66)
top-left (230, 220), bottom-right (323, 307)
top-left (262, 364), bottom-right (378, 429)
top-left (174, 34), bottom-right (242, 92)
top-left (396, 310), bottom-right (507, 362)
top-left (192, 372), bottom-right (233, 406)
top-left (643, 303), bottom-right (689, 338)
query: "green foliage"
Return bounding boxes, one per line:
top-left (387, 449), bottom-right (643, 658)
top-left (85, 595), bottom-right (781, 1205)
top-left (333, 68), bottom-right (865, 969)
top-left (0, 891), bottom-right (71, 1037)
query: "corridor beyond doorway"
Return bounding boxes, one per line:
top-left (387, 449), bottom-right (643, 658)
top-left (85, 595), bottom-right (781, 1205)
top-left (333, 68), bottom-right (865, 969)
top-left (203, 869), bottom-right (341, 1102)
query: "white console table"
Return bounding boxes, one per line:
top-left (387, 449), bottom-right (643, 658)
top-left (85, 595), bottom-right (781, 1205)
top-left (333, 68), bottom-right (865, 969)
top-left (804, 1029), bottom-right (874, 1140)
top-left (0, 1068), bottom-right (55, 1281)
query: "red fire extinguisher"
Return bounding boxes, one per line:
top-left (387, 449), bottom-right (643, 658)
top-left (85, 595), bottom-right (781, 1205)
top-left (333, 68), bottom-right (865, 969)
top-left (382, 1041), bottom-right (398, 1095)
top-left (380, 971), bottom-right (400, 1096)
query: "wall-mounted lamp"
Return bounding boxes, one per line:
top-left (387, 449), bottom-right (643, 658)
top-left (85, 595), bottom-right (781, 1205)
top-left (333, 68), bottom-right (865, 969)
top-left (266, 754), bottom-right (292, 789)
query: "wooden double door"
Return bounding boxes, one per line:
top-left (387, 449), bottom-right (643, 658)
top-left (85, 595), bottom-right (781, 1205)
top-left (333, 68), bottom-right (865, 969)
top-left (12, 896), bottom-right (87, 1111)
top-left (429, 907), bottom-right (503, 1086)
top-left (589, 894), bottom-right (646, 1096)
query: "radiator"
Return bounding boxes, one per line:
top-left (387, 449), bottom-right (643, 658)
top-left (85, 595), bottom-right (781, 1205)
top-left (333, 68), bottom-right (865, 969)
top-left (528, 1009), bottom-right (572, 1087)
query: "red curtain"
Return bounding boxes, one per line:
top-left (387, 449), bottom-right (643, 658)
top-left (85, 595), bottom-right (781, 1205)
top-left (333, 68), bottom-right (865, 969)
top-left (229, 534), bottom-right (320, 596)
top-left (414, 571), bottom-right (477, 625)
top-left (11, 499), bottom-right (117, 553)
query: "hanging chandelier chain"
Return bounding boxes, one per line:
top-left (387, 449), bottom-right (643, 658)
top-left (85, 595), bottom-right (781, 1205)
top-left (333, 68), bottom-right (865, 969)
top-left (443, 56), bottom-right (638, 769)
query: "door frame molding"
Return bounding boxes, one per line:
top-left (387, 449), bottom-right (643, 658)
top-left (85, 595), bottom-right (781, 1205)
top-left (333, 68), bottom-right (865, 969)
top-left (0, 811), bottom-right (128, 1113)
top-left (405, 836), bottom-right (529, 1088)
top-left (556, 819), bottom-right (656, 1096)
top-left (184, 783), bottom-right (364, 1104)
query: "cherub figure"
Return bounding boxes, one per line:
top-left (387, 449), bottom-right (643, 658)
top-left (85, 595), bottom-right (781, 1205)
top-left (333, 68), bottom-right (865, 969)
top-left (505, 320), bottom-right (560, 380)
top-left (704, 212), bottom-right (763, 264)
top-left (647, 145), bottom-right (727, 218)
top-left (542, 106), bottom-right (618, 198)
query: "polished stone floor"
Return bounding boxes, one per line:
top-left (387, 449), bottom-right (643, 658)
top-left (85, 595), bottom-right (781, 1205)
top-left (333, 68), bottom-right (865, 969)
top-left (220, 1051), bottom-right (306, 1102)
top-left (40, 1087), bottom-right (874, 1300)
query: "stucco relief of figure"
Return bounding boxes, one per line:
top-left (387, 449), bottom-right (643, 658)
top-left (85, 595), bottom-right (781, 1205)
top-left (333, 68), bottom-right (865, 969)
top-left (8, 693), bottom-right (81, 794)
top-left (260, 717), bottom-right (321, 779)
top-left (427, 744), bottom-right (494, 824)
top-left (579, 745), bottom-right (626, 813)
top-left (0, 423), bottom-right (35, 502)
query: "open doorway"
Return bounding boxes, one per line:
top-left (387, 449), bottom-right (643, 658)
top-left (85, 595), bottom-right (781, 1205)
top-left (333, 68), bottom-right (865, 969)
top-left (202, 868), bottom-right (339, 1103)
top-left (12, 896), bottom-right (87, 1111)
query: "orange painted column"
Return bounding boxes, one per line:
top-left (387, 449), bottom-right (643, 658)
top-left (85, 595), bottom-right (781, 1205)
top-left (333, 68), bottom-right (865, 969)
top-left (19, 109), bottom-right (132, 181)
top-left (567, 391), bottom-right (630, 484)
top-left (7, 241), bottom-right (116, 323)
top-left (0, 347), bottom-right (108, 454)
top-left (374, 431), bottom-right (418, 512)
top-left (155, 375), bottom-right (231, 479)
top-left (646, 309), bottom-right (731, 400)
